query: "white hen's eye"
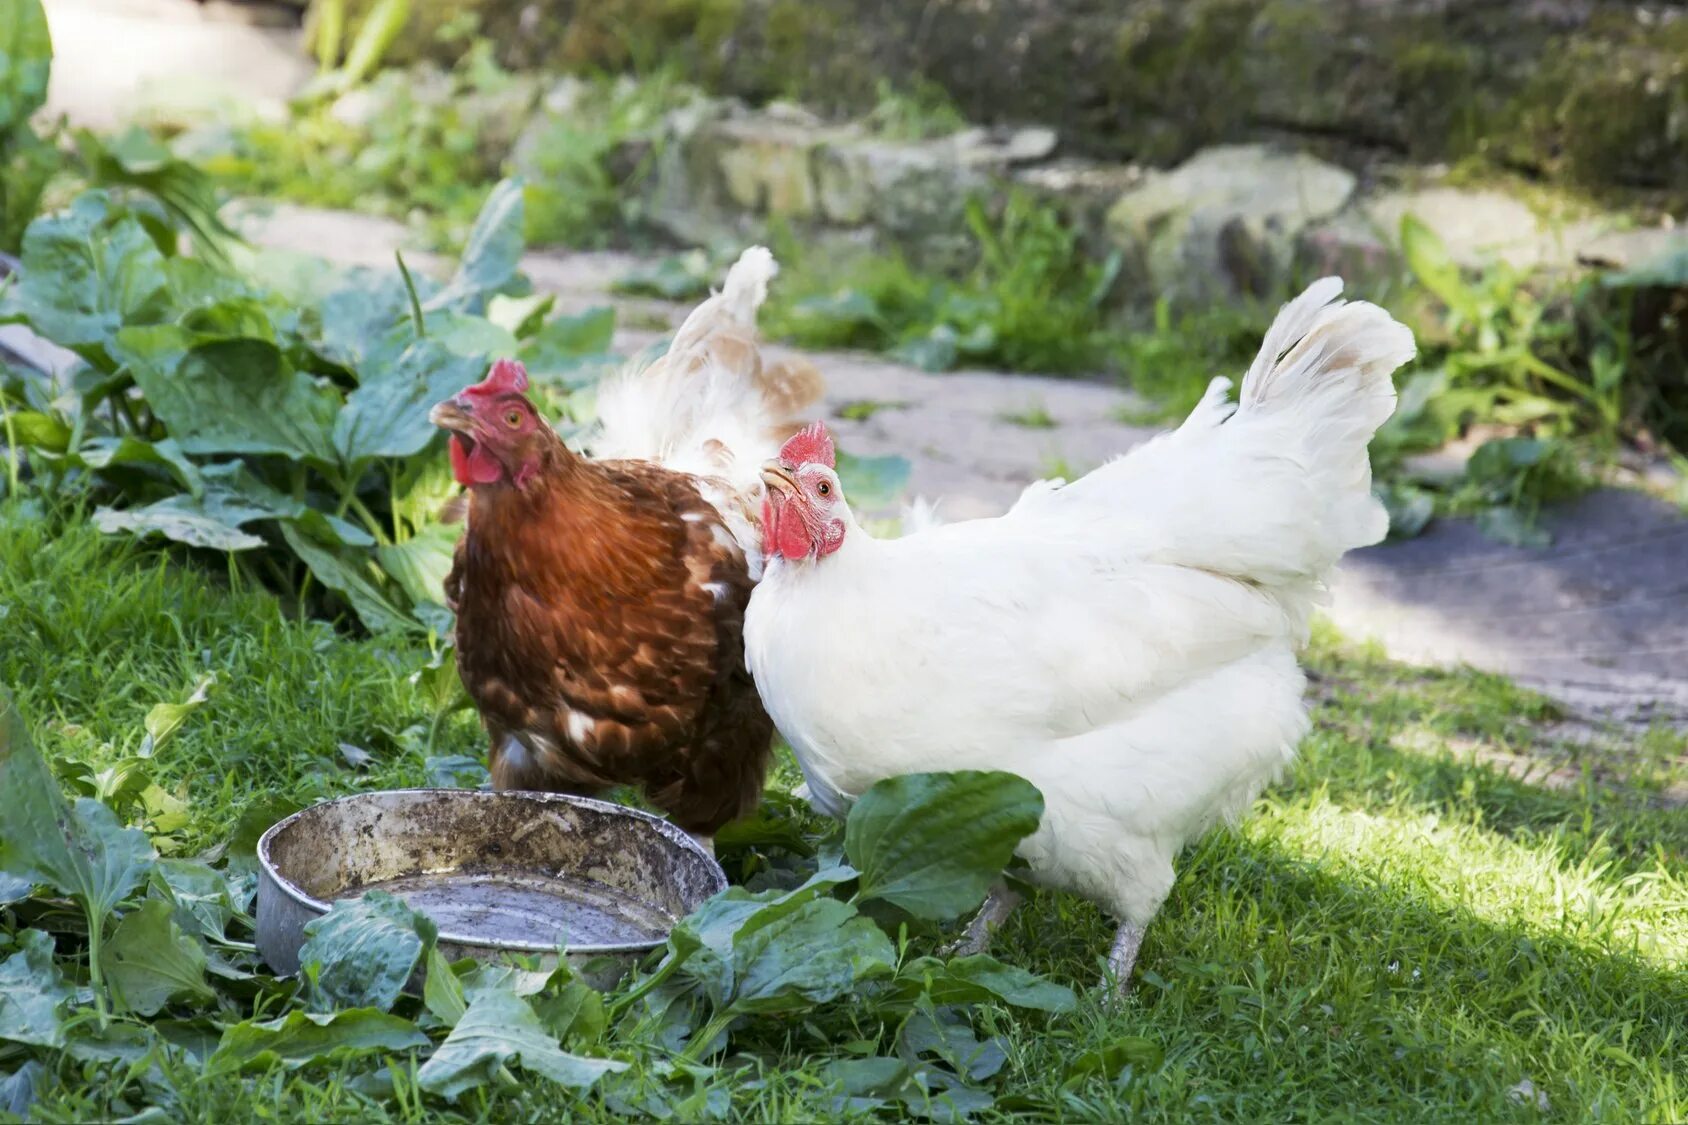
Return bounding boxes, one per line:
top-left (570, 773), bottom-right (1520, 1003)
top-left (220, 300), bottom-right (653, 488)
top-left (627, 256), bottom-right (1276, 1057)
top-left (816, 481), bottom-right (831, 496)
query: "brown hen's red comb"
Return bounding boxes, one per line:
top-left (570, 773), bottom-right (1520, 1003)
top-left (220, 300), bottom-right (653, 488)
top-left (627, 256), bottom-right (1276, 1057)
top-left (463, 357), bottom-right (529, 399)
top-left (779, 422), bottom-right (835, 468)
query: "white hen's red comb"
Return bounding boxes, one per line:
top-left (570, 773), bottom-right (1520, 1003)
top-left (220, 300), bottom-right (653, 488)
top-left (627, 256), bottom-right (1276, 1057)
top-left (463, 357), bottom-right (529, 399)
top-left (779, 422), bottom-right (835, 468)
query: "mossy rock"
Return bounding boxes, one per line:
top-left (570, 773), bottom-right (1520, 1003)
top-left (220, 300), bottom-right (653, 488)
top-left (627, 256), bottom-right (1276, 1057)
top-left (314, 0), bottom-right (1688, 196)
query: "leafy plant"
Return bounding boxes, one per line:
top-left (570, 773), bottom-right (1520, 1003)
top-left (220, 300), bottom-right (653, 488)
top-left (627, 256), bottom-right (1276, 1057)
top-left (766, 193), bottom-right (1120, 375)
top-left (0, 0), bottom-right (56, 254)
top-left (0, 683), bottom-right (1074, 1117)
top-left (1, 178), bottom-right (612, 630)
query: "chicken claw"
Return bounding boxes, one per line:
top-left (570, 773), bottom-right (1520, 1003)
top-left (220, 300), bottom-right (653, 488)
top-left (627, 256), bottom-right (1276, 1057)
top-left (944, 883), bottom-right (1023, 958)
top-left (1103, 921), bottom-right (1147, 1003)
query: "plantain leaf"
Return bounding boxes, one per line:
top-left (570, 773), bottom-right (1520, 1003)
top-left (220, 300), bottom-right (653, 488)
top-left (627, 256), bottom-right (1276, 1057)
top-left (206, 1008), bottom-right (427, 1075)
top-left (0, 689), bottom-right (155, 941)
top-left (845, 771), bottom-right (1042, 921)
top-left (0, 930), bottom-right (72, 1048)
top-left (100, 898), bottom-right (216, 1016)
top-left (298, 890), bottom-right (437, 1012)
top-left (417, 986), bottom-right (626, 1100)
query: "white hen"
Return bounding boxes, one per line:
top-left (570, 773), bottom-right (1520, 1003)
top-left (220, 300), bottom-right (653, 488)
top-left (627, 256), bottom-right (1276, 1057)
top-left (744, 278), bottom-right (1415, 990)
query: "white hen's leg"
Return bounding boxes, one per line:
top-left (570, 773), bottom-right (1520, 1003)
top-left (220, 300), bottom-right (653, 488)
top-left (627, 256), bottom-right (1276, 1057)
top-left (946, 882), bottom-right (1023, 957)
top-left (687, 833), bottom-right (715, 857)
top-left (1104, 920), bottom-right (1148, 1000)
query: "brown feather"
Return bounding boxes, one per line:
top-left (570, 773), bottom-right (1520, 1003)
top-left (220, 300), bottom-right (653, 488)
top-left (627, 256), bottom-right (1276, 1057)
top-left (448, 436), bottom-right (772, 834)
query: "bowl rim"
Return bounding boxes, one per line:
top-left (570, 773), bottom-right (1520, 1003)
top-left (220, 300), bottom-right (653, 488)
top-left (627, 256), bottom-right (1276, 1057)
top-left (256, 787), bottom-right (727, 955)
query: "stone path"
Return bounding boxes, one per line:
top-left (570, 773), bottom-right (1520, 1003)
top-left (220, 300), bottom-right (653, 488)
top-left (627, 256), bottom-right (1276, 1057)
top-left (233, 205), bottom-right (1688, 725)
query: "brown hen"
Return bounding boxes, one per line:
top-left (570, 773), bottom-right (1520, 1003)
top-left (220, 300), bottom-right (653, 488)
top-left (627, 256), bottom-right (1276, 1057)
top-left (430, 248), bottom-right (822, 834)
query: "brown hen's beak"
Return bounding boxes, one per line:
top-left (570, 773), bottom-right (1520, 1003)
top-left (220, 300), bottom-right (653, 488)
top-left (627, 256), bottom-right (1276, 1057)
top-left (761, 461), bottom-right (799, 495)
top-left (429, 397), bottom-right (474, 433)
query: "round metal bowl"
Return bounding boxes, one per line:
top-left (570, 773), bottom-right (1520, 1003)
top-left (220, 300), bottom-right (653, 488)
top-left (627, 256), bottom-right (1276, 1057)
top-left (255, 789), bottom-right (725, 978)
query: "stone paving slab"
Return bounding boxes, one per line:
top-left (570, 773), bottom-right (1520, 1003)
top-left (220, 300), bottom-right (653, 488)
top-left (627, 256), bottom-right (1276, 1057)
top-left (233, 204), bottom-right (1688, 720)
top-left (43, 0), bottom-right (311, 130)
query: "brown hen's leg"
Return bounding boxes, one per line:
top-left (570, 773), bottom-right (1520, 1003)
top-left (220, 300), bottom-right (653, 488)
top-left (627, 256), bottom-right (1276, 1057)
top-left (1103, 920), bottom-right (1148, 1002)
top-left (944, 881), bottom-right (1023, 957)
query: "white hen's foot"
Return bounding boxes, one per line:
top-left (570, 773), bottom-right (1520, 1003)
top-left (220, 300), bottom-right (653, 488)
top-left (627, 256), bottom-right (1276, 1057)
top-left (944, 885), bottom-right (1024, 957)
top-left (1103, 921), bottom-right (1147, 1002)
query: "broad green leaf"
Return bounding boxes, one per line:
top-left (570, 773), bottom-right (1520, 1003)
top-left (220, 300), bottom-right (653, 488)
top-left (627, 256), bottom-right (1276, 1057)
top-left (141, 673), bottom-right (214, 756)
top-left (421, 946), bottom-right (467, 1028)
top-left (845, 771), bottom-right (1043, 921)
top-left (206, 1008), bottom-right (427, 1075)
top-left (1062, 1037), bottom-right (1163, 1086)
top-left (316, 271), bottom-right (416, 367)
top-left (376, 521), bottom-right (458, 611)
top-left (898, 1005), bottom-right (1007, 1082)
top-left (416, 986), bottom-right (626, 1100)
top-left (533, 979), bottom-right (606, 1047)
top-left (889, 954), bottom-right (1077, 1013)
top-left (0, 872), bottom-right (31, 905)
top-left (95, 497), bottom-right (265, 552)
top-left (520, 306), bottom-right (616, 379)
top-left (427, 178), bottom-right (525, 313)
top-left (613, 252), bottom-right (714, 301)
top-left (0, 690), bottom-right (155, 937)
top-left (0, 930), bottom-right (72, 1048)
top-left (154, 859), bottom-right (238, 942)
top-left (100, 898), bottom-right (215, 1016)
top-left (891, 326), bottom-right (959, 372)
top-left (220, 795), bottom-right (304, 875)
top-left (1476, 505), bottom-right (1551, 548)
top-left (47, 435), bottom-right (203, 495)
top-left (420, 310), bottom-right (520, 360)
top-left (1378, 481), bottom-right (1434, 539)
top-left (77, 127), bottom-right (243, 264)
top-left (279, 523), bottom-right (417, 634)
top-left (732, 898), bottom-right (894, 1013)
top-left (0, 1059), bottom-right (44, 1119)
top-left (488, 292), bottom-right (555, 338)
top-left (113, 327), bottom-right (339, 463)
top-left (0, 0), bottom-right (52, 133)
top-left (688, 892), bottom-right (894, 1017)
top-left (298, 890), bottom-right (437, 1012)
top-left (3, 410), bottom-right (69, 451)
top-left (836, 450), bottom-right (912, 512)
top-left (792, 290), bottom-right (883, 334)
top-left (11, 193), bottom-right (170, 366)
top-left (333, 339), bottom-right (482, 465)
top-left (1400, 215), bottom-right (1477, 318)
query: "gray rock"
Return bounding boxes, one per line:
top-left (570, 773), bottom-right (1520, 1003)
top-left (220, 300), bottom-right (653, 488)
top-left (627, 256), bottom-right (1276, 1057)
top-left (1105, 145), bottom-right (1357, 299)
top-left (1363, 186), bottom-right (1606, 273)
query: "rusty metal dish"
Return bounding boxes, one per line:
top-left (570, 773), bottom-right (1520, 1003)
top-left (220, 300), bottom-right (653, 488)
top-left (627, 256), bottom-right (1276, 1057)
top-left (255, 788), bottom-right (725, 977)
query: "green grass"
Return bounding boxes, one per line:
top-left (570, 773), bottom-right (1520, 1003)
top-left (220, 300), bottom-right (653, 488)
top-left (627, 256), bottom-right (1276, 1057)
top-left (4, 502), bottom-right (1685, 1121)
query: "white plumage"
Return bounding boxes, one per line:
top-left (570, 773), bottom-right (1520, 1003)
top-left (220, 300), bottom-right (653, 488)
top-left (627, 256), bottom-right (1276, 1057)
top-left (744, 278), bottom-right (1415, 987)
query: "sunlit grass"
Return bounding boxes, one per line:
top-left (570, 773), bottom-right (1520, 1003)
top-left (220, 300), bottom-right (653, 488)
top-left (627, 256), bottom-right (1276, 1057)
top-left (4, 499), bottom-right (1684, 1121)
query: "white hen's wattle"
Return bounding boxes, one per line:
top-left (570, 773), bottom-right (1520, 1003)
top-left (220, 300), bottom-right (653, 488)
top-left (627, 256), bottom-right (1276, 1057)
top-left (744, 278), bottom-right (1416, 978)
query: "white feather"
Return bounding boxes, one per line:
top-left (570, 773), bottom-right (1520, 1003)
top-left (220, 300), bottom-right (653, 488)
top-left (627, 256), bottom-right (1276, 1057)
top-left (589, 247), bottom-right (794, 567)
top-left (746, 277), bottom-right (1415, 927)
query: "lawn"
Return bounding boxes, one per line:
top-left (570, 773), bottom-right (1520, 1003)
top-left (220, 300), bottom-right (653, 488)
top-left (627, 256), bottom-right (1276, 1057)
top-left (3, 500), bottom-right (1682, 1122)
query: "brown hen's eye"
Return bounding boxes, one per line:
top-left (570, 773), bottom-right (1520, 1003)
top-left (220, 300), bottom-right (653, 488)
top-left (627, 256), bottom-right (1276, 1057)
top-left (817, 481), bottom-right (830, 496)
top-left (504, 409), bottom-right (522, 427)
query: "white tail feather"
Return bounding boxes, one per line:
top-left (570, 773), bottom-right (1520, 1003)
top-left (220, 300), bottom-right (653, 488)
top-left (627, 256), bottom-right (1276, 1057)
top-left (1009, 277), bottom-right (1414, 624)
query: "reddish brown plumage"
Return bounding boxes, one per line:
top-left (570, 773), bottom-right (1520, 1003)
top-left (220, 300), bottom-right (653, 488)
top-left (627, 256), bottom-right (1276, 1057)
top-left (437, 247), bottom-right (819, 835)
top-left (445, 437), bottom-right (774, 833)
